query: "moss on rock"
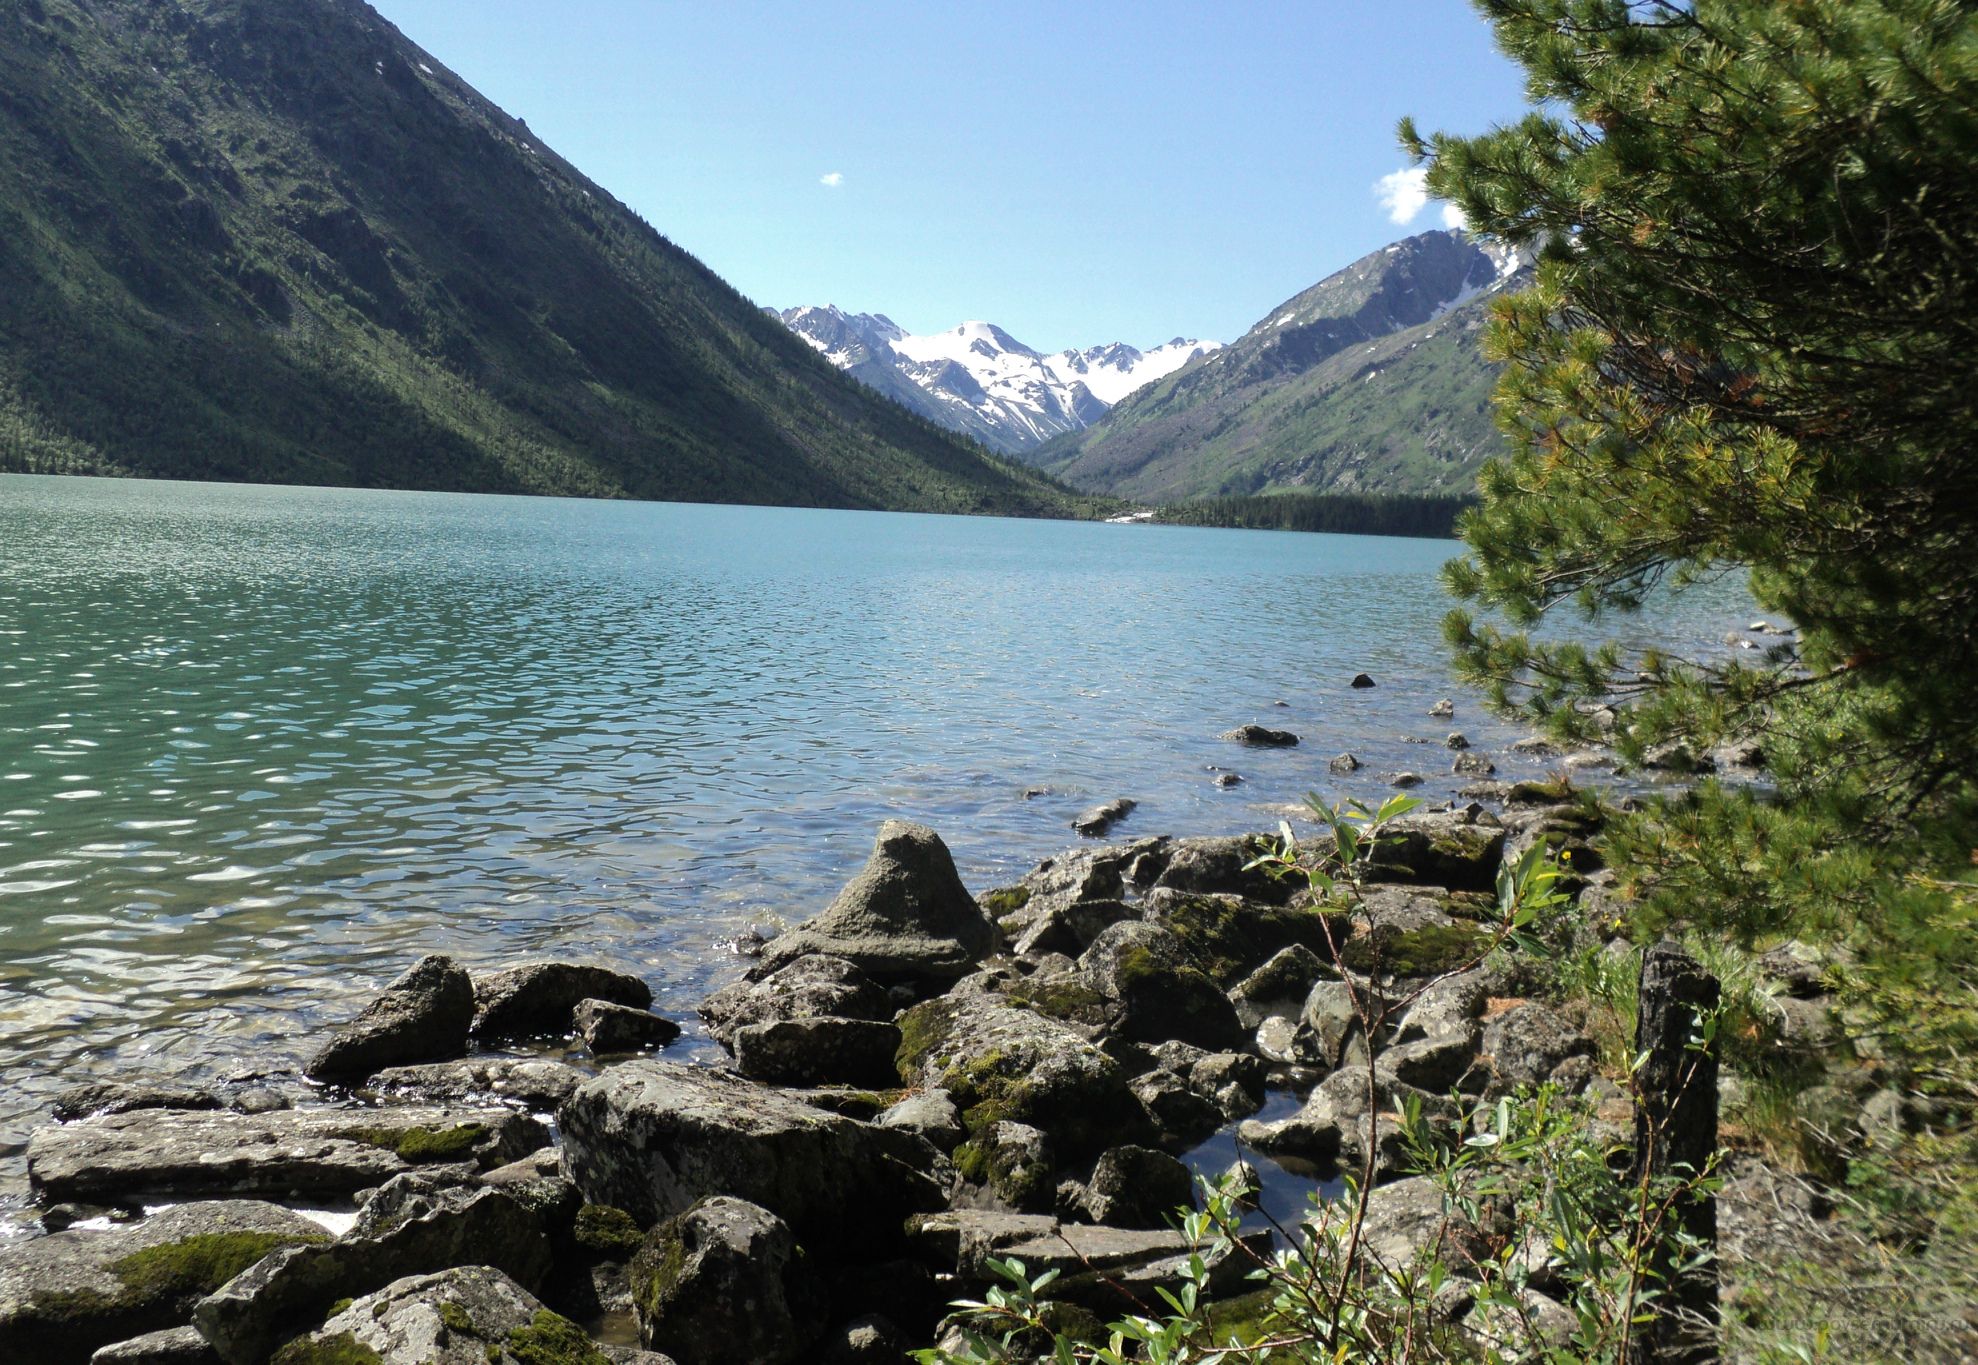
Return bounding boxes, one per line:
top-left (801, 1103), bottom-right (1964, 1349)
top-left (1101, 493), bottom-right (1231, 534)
top-left (1339, 921), bottom-right (1492, 978)
top-left (109, 1229), bottom-right (326, 1299)
top-left (504, 1308), bottom-right (612, 1365)
top-left (980, 885), bottom-right (1031, 918)
top-left (1000, 976), bottom-right (1110, 1026)
top-left (1155, 894), bottom-right (1338, 983)
top-left (572, 1203), bottom-right (644, 1257)
top-left (269, 1333), bottom-right (385, 1365)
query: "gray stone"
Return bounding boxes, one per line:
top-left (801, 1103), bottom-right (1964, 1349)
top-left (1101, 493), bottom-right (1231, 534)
top-left (1212, 772), bottom-right (1242, 788)
top-left (817, 1313), bottom-right (905, 1364)
top-left (1392, 772), bottom-right (1425, 788)
top-left (876, 1088), bottom-right (964, 1153)
top-left (305, 955), bottom-right (474, 1082)
top-left (1364, 811), bottom-right (1507, 892)
top-left (1149, 835), bottom-right (1290, 904)
top-left (1229, 944), bottom-right (1329, 1030)
top-left (750, 821), bottom-right (995, 984)
top-left (1353, 1175), bottom-right (1507, 1275)
top-left (1351, 673), bottom-right (1377, 688)
top-left (0, 1202), bottom-right (324, 1364)
top-left (1383, 1033), bottom-right (1480, 1092)
top-left (573, 998), bottom-right (681, 1054)
top-left (699, 953), bottom-right (892, 1047)
top-left (1077, 921), bottom-right (1245, 1051)
top-left (272, 1265), bottom-right (609, 1365)
top-left (631, 1197), bottom-right (817, 1365)
top-left (731, 1017), bottom-right (903, 1088)
top-left (50, 1084), bottom-right (222, 1123)
top-left (893, 993), bottom-right (1136, 1156)
top-left (1239, 1065), bottom-right (1444, 1177)
top-left (1128, 1070), bottom-right (1225, 1146)
top-left (90, 1326), bottom-right (217, 1364)
top-left (955, 1121), bottom-right (1056, 1213)
top-left (1328, 753), bottom-right (1362, 774)
top-left (1254, 1015), bottom-right (1302, 1064)
top-left (472, 961), bottom-right (653, 1043)
top-left (367, 1057), bottom-right (588, 1110)
top-left (1072, 799), bottom-right (1137, 837)
top-left (1189, 1052), bottom-right (1268, 1118)
top-left (1393, 970), bottom-right (1489, 1045)
top-left (1220, 724), bottom-right (1298, 747)
top-left (193, 1177), bottom-right (551, 1365)
top-left (559, 1061), bottom-right (944, 1255)
top-left (1445, 732), bottom-right (1470, 750)
top-left (27, 1105), bottom-right (547, 1204)
top-left (1451, 752), bottom-right (1497, 777)
top-left (1010, 897), bottom-right (1135, 960)
top-left (1075, 1146), bottom-right (1194, 1229)
top-left (1480, 1001), bottom-right (1595, 1094)
top-left (1428, 699), bottom-right (1455, 718)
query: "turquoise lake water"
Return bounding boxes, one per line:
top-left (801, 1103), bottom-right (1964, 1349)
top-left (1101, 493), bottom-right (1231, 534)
top-left (0, 474), bottom-right (1747, 1198)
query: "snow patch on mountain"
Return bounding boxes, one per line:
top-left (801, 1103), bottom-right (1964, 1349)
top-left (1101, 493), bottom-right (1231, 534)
top-left (773, 306), bottom-right (1222, 454)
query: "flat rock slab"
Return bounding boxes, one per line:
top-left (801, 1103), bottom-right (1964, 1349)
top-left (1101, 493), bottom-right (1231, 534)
top-left (1071, 799), bottom-right (1136, 838)
top-left (28, 1105), bottom-right (549, 1204)
top-left (560, 1061), bottom-right (943, 1257)
top-left (366, 1058), bottom-right (588, 1111)
top-left (91, 1325), bottom-right (220, 1363)
top-left (0, 1200), bottom-right (325, 1363)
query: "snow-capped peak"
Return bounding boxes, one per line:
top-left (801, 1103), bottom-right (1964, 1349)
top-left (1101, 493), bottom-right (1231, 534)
top-left (775, 305), bottom-right (1222, 453)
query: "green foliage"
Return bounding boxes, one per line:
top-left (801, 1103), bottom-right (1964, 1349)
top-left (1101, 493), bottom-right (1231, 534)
top-left (0, 0), bottom-right (1096, 518)
top-left (1152, 492), bottom-right (1474, 538)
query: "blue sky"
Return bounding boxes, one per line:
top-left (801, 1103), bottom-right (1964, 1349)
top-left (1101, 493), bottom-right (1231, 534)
top-left (371, 1), bottom-right (1532, 353)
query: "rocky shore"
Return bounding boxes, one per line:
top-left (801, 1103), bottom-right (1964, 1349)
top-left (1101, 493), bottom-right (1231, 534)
top-left (0, 777), bottom-right (1842, 1363)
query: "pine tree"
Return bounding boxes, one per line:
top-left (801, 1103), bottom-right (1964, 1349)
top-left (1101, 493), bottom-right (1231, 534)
top-left (1409, 6), bottom-right (1977, 1346)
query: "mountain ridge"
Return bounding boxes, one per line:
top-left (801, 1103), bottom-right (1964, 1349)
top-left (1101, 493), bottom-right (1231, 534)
top-left (1037, 230), bottom-right (1530, 502)
top-left (0, 0), bottom-right (1089, 516)
top-left (775, 305), bottom-right (1221, 455)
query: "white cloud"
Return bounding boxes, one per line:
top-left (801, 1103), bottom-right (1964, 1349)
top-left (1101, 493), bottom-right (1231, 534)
top-left (819, 171), bottom-right (844, 188)
top-left (1373, 166), bottom-right (1429, 225)
top-left (1441, 202), bottom-right (1469, 231)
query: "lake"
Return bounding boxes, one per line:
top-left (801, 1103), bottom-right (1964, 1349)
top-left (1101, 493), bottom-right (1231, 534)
top-left (0, 474), bottom-right (1744, 1207)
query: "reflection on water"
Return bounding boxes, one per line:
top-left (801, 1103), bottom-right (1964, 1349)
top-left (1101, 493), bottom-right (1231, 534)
top-left (0, 474), bottom-right (1748, 1201)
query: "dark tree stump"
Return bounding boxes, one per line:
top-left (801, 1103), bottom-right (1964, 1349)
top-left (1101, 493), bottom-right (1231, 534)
top-left (1627, 941), bottom-right (1721, 1365)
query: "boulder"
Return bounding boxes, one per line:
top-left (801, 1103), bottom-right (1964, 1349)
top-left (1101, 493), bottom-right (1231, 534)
top-left (731, 1018), bottom-right (903, 1088)
top-left (876, 1089), bottom-right (965, 1153)
top-left (304, 955), bottom-right (474, 1082)
top-left (367, 1057), bottom-right (588, 1110)
top-left (1363, 813), bottom-right (1506, 892)
top-left (893, 994), bottom-right (1136, 1156)
top-left (1078, 922), bottom-right (1245, 1051)
top-left (1143, 888), bottom-right (1337, 981)
top-left (952, 1121), bottom-right (1056, 1213)
top-left (193, 1177), bottom-right (551, 1365)
top-left (698, 954), bottom-right (891, 1048)
top-left (1328, 753), bottom-right (1362, 774)
top-left (1393, 970), bottom-right (1490, 1045)
top-left (1189, 1052), bottom-right (1268, 1119)
top-left (1127, 1070), bottom-right (1225, 1146)
top-left (1072, 799), bottom-right (1136, 838)
top-left (630, 1197), bottom-right (818, 1365)
top-left (1009, 898), bottom-right (1135, 960)
top-left (1301, 979), bottom-right (1370, 1070)
top-left (1428, 699), bottom-right (1455, 718)
top-left (1074, 1146), bottom-right (1194, 1229)
top-left (573, 999), bottom-right (681, 1055)
top-left (28, 1106), bottom-right (547, 1204)
top-left (1351, 674), bottom-right (1377, 689)
top-left (472, 961), bottom-right (653, 1043)
top-left (750, 822), bottom-right (995, 985)
top-left (90, 1326), bottom-right (217, 1364)
top-left (559, 1061), bottom-right (944, 1255)
top-left (50, 1084), bottom-right (222, 1123)
top-left (0, 1201), bottom-right (325, 1364)
top-left (1445, 732), bottom-right (1471, 750)
top-left (1219, 724), bottom-right (1298, 747)
top-left (1351, 1175), bottom-right (1507, 1274)
top-left (266, 1265), bottom-right (629, 1365)
top-left (1392, 772), bottom-right (1426, 788)
top-left (1479, 1002), bottom-right (1595, 1094)
top-left (1239, 1066), bottom-right (1445, 1178)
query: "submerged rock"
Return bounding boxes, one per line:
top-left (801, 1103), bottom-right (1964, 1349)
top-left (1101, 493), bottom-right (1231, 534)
top-left (631, 1197), bottom-right (817, 1365)
top-left (559, 1061), bottom-right (944, 1256)
top-left (1071, 799), bottom-right (1137, 838)
top-left (699, 953), bottom-right (892, 1048)
top-left (472, 961), bottom-right (653, 1044)
top-left (49, 1083), bottom-right (223, 1123)
top-left (1219, 724), bottom-right (1299, 747)
top-left (28, 1105), bottom-right (546, 1204)
top-left (1351, 674), bottom-right (1377, 689)
top-left (1328, 753), bottom-right (1362, 774)
top-left (749, 821), bottom-right (995, 985)
top-left (0, 1200), bottom-right (325, 1364)
top-left (305, 954), bottom-right (474, 1083)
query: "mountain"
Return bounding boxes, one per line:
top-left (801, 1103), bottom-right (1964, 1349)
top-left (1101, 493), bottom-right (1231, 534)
top-left (0, 0), bottom-right (1088, 516)
top-left (1037, 230), bottom-right (1531, 502)
top-left (775, 305), bottom-right (1221, 455)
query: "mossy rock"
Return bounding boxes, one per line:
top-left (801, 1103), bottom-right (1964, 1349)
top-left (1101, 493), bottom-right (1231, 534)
top-left (999, 976), bottom-right (1111, 1027)
top-left (269, 1333), bottom-right (385, 1365)
top-left (437, 1299), bottom-right (477, 1334)
top-left (980, 885), bottom-right (1031, 918)
top-left (504, 1308), bottom-right (613, 1365)
top-left (573, 1204), bottom-right (644, 1257)
top-left (1200, 1288), bottom-right (1282, 1350)
top-left (1338, 921), bottom-right (1493, 978)
top-left (1153, 894), bottom-right (1340, 983)
top-left (1506, 778), bottom-right (1577, 806)
top-left (799, 1087), bottom-right (902, 1120)
top-left (109, 1229), bottom-right (328, 1299)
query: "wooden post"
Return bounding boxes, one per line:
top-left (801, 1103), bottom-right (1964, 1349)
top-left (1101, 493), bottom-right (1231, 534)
top-left (1627, 941), bottom-right (1720, 1365)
